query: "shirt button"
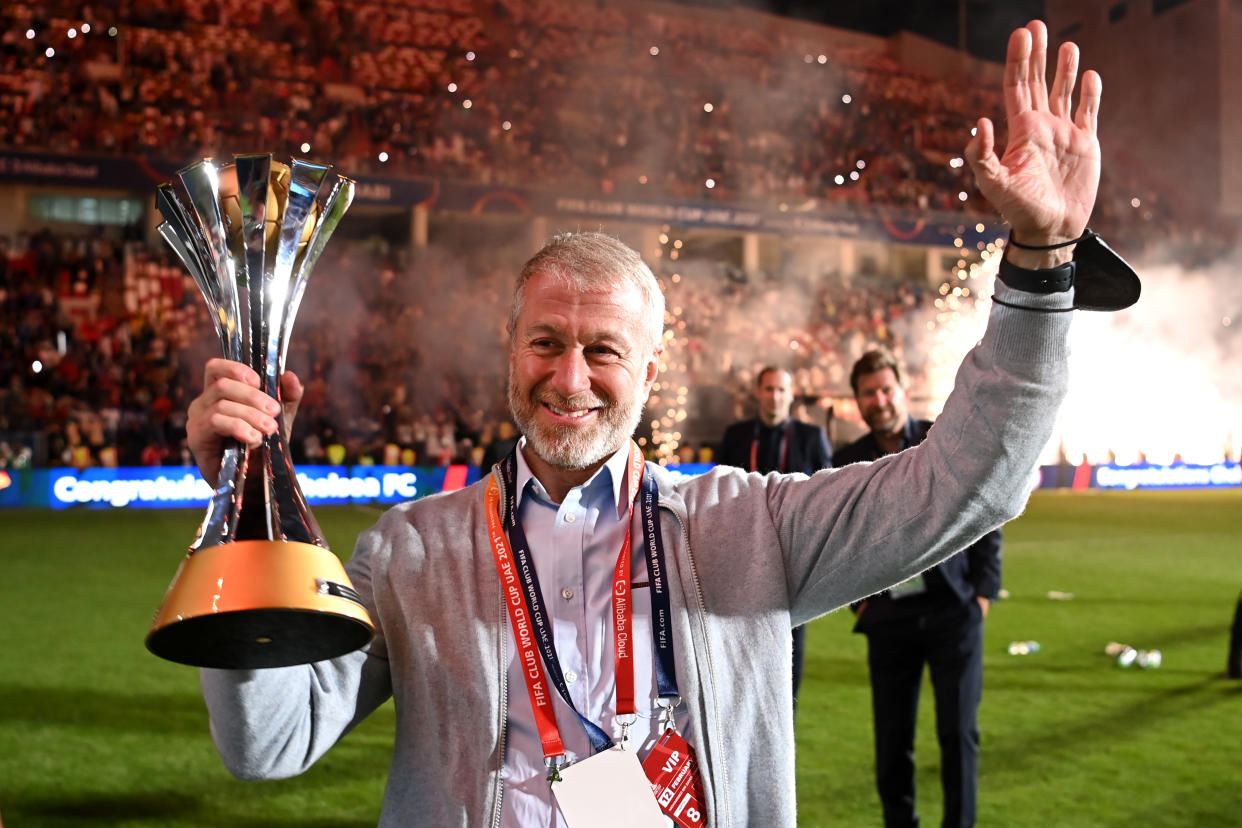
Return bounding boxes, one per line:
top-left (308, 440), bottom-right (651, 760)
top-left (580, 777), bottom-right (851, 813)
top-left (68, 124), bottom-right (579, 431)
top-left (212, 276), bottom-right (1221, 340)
top-left (565, 670), bottom-right (578, 684)
top-left (563, 513), bottom-right (577, 524)
top-left (561, 588), bottom-right (574, 600)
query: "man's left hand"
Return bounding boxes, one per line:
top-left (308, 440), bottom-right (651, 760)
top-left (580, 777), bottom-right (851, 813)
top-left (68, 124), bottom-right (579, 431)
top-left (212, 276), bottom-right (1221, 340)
top-left (966, 20), bottom-right (1102, 263)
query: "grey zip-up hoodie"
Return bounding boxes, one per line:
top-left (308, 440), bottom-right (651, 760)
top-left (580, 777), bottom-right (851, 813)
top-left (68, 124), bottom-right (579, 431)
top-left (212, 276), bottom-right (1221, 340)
top-left (201, 282), bottom-right (1073, 826)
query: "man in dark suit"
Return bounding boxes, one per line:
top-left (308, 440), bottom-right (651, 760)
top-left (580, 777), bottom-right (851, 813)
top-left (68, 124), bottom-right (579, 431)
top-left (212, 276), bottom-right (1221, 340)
top-left (835, 347), bottom-right (1001, 828)
top-left (1227, 590), bottom-right (1242, 679)
top-left (717, 366), bottom-right (832, 710)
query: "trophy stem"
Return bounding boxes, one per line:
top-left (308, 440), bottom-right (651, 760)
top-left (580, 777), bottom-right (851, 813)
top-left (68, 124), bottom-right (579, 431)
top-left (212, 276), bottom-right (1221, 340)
top-left (189, 443), bottom-right (248, 552)
top-left (267, 428), bottom-right (325, 546)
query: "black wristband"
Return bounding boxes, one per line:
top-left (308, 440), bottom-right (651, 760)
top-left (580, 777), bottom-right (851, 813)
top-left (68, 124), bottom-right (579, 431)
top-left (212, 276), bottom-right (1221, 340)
top-left (997, 256), bottom-right (1075, 294)
top-left (1007, 229), bottom-right (1096, 250)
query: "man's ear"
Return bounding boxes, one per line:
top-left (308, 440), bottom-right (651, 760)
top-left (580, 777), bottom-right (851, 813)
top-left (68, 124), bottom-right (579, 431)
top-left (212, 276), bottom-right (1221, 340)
top-left (645, 346), bottom-right (663, 386)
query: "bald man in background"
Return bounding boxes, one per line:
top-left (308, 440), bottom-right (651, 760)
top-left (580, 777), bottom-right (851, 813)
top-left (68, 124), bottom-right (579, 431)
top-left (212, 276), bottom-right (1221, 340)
top-left (717, 366), bottom-right (832, 711)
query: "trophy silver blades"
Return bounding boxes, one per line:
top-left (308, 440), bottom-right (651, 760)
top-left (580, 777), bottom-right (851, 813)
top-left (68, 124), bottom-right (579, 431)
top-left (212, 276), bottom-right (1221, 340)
top-left (258, 156), bottom-right (328, 547)
top-left (281, 169), bottom-right (354, 369)
top-left (232, 153), bottom-right (274, 384)
top-left (156, 175), bottom-right (246, 551)
top-left (262, 170), bottom-right (356, 544)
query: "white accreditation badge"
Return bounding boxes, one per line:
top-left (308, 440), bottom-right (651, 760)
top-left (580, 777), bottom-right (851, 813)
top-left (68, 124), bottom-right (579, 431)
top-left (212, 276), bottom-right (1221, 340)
top-left (888, 573), bottom-right (927, 599)
top-left (553, 746), bottom-right (668, 828)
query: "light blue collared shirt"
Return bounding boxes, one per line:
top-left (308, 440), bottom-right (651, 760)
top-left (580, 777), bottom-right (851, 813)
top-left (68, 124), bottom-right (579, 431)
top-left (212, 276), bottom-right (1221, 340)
top-left (500, 439), bottom-right (683, 828)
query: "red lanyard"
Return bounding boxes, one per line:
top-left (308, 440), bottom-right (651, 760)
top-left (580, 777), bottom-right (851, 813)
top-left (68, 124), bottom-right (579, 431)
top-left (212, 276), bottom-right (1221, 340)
top-left (485, 442), bottom-right (646, 760)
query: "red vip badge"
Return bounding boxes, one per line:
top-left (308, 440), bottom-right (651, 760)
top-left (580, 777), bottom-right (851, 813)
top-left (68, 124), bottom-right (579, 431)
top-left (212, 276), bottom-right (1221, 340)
top-left (642, 729), bottom-right (706, 828)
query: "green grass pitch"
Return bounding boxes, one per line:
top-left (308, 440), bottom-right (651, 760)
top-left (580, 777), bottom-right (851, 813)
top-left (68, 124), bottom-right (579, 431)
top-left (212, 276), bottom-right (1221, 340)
top-left (2, 488), bottom-right (1239, 826)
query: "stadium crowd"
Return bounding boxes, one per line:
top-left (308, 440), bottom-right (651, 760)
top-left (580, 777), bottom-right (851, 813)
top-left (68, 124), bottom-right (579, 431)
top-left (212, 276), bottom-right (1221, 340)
top-left (0, 0), bottom-right (1231, 469)
top-left (0, 0), bottom-right (1199, 247)
top-left (0, 223), bottom-right (943, 469)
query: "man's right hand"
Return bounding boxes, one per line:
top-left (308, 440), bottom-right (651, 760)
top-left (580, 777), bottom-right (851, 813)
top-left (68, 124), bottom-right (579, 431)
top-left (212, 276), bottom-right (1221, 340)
top-left (186, 359), bottom-right (304, 487)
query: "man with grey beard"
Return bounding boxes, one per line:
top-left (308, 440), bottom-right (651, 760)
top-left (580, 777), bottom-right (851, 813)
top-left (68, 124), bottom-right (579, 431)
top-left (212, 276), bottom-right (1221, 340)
top-left (184, 20), bottom-right (1107, 827)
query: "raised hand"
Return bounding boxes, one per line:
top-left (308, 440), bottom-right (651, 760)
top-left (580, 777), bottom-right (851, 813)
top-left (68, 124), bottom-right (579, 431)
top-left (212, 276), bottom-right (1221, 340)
top-left (186, 358), bottom-right (303, 486)
top-left (966, 20), bottom-right (1102, 259)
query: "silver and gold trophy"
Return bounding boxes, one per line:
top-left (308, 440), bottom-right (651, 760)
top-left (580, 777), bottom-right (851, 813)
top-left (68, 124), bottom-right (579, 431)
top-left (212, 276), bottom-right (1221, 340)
top-left (146, 154), bottom-right (374, 669)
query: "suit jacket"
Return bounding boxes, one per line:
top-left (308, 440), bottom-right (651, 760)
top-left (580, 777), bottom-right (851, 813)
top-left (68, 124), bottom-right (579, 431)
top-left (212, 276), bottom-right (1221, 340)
top-left (717, 417), bottom-right (833, 475)
top-left (833, 417), bottom-right (1002, 632)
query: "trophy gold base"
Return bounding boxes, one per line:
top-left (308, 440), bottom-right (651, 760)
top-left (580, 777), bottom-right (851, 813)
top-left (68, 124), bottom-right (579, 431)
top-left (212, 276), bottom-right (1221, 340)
top-left (146, 539), bottom-right (375, 669)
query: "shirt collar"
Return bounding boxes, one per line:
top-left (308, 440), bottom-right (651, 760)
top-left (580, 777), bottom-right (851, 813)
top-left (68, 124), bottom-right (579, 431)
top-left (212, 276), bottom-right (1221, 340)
top-left (899, 417), bottom-right (916, 449)
top-left (513, 437), bottom-right (633, 519)
top-left (869, 417), bottom-right (914, 455)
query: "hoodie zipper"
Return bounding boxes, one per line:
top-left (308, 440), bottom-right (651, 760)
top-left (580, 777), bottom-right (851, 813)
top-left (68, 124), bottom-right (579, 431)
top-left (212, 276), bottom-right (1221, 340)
top-left (490, 467), bottom-right (508, 828)
top-left (662, 496), bottom-right (732, 828)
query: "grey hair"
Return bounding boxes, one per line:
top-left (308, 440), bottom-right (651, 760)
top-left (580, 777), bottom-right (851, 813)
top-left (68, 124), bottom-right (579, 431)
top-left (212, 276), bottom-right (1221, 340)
top-left (509, 231), bottom-right (665, 352)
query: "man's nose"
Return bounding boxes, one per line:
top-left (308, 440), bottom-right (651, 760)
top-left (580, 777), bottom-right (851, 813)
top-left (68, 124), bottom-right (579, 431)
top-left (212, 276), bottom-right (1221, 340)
top-left (550, 350), bottom-right (591, 397)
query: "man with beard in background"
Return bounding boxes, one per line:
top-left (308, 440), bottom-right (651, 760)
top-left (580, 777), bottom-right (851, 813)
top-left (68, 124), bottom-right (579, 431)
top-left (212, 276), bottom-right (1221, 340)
top-left (183, 21), bottom-right (1101, 827)
top-left (834, 347), bottom-right (1002, 828)
top-left (716, 366), bottom-right (832, 713)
